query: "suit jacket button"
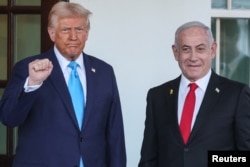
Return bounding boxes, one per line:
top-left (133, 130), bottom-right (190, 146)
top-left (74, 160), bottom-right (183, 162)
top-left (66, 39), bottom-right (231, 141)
top-left (184, 148), bottom-right (189, 152)
top-left (80, 137), bottom-right (83, 142)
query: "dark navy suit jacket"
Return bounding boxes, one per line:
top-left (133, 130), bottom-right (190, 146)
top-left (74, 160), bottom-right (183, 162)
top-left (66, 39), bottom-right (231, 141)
top-left (0, 48), bottom-right (126, 167)
top-left (139, 71), bottom-right (250, 167)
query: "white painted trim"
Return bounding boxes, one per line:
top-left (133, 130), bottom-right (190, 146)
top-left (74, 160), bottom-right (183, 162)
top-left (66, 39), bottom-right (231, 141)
top-left (211, 9), bottom-right (250, 18)
top-left (215, 19), bottom-right (221, 74)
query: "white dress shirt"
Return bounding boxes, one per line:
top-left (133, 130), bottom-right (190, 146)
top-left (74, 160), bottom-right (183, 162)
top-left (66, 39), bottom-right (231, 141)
top-left (177, 69), bottom-right (211, 129)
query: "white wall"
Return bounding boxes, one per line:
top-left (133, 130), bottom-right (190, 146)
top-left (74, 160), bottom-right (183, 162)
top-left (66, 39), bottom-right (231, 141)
top-left (71, 0), bottom-right (211, 166)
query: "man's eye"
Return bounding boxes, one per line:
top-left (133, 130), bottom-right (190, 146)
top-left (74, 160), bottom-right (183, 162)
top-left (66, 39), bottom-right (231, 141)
top-left (76, 28), bottom-right (84, 32)
top-left (182, 47), bottom-right (190, 52)
top-left (197, 47), bottom-right (205, 51)
top-left (62, 28), bottom-right (69, 32)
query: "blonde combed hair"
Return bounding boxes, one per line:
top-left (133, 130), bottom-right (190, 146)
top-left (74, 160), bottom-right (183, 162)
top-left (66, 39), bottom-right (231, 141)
top-left (48, 2), bottom-right (92, 29)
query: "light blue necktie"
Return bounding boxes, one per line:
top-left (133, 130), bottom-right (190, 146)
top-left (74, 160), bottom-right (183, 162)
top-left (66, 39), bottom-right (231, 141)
top-left (68, 61), bottom-right (84, 167)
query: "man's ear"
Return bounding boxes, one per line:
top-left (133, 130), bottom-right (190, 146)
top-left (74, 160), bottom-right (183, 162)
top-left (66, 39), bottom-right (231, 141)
top-left (48, 27), bottom-right (55, 42)
top-left (211, 42), bottom-right (217, 59)
top-left (172, 45), bottom-right (179, 61)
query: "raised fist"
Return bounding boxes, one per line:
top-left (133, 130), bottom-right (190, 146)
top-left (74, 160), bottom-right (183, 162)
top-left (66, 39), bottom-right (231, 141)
top-left (28, 58), bottom-right (53, 86)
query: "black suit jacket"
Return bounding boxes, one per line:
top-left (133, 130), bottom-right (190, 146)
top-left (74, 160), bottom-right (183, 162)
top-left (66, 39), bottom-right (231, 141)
top-left (139, 71), bottom-right (250, 167)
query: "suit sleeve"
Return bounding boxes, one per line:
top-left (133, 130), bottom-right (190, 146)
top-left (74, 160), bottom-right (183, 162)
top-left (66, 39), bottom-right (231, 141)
top-left (138, 89), bottom-right (158, 167)
top-left (107, 69), bottom-right (126, 167)
top-left (235, 85), bottom-right (250, 149)
top-left (0, 60), bottom-right (37, 127)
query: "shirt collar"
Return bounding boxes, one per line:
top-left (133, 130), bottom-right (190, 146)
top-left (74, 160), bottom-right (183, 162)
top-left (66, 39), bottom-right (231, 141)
top-left (53, 46), bottom-right (84, 71)
top-left (180, 69), bottom-right (211, 92)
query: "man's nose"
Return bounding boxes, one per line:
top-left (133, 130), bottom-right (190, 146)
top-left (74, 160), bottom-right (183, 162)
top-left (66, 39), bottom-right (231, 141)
top-left (69, 30), bottom-right (77, 40)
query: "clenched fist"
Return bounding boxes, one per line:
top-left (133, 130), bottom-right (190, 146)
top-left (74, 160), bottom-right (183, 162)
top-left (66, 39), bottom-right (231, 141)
top-left (28, 58), bottom-right (53, 86)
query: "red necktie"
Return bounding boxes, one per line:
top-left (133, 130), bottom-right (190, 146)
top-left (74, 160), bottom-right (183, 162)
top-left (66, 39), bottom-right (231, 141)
top-left (180, 83), bottom-right (198, 144)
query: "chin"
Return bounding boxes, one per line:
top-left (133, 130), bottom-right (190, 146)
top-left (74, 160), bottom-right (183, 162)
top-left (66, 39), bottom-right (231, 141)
top-left (68, 51), bottom-right (81, 57)
top-left (186, 73), bottom-right (201, 81)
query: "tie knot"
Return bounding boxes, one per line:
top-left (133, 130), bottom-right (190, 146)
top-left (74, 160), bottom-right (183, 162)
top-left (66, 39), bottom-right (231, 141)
top-left (68, 61), bottom-right (79, 77)
top-left (189, 83), bottom-right (198, 91)
top-left (68, 61), bottom-right (78, 70)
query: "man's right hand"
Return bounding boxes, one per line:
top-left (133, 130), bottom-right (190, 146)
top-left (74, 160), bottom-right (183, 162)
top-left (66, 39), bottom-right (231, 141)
top-left (28, 58), bottom-right (53, 86)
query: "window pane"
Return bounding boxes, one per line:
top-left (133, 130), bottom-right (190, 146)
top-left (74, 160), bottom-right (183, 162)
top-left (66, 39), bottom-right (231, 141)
top-left (0, 88), bottom-right (6, 154)
top-left (0, 123), bottom-right (6, 154)
top-left (211, 0), bottom-right (227, 9)
top-left (14, 0), bottom-right (41, 6)
top-left (211, 19), bottom-right (216, 70)
top-left (15, 15), bottom-right (41, 63)
top-left (0, 15), bottom-right (7, 80)
top-left (0, 0), bottom-right (7, 5)
top-left (0, 88), bottom-right (4, 97)
top-left (232, 0), bottom-right (250, 9)
top-left (220, 19), bottom-right (250, 85)
top-left (13, 128), bottom-right (18, 153)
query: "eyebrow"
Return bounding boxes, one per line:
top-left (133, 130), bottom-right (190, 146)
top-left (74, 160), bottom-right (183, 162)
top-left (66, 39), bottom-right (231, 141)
top-left (196, 44), bottom-right (206, 47)
top-left (181, 43), bottom-right (206, 48)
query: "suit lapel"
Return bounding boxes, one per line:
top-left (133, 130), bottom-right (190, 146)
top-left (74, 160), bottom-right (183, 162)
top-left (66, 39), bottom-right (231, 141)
top-left (167, 77), bottom-right (185, 144)
top-left (45, 49), bottom-right (80, 129)
top-left (188, 72), bottom-right (223, 143)
top-left (81, 53), bottom-right (97, 131)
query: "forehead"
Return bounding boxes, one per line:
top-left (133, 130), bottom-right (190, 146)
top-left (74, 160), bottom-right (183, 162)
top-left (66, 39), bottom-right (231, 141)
top-left (57, 17), bottom-right (87, 26)
top-left (178, 27), bottom-right (210, 46)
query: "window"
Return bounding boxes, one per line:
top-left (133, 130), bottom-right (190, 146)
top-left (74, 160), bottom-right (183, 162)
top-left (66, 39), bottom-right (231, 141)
top-left (212, 0), bottom-right (250, 9)
top-left (211, 0), bottom-right (250, 85)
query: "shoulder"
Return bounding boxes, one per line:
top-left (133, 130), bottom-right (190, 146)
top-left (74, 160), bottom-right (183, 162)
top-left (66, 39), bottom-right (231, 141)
top-left (83, 52), bottom-right (112, 69)
top-left (214, 71), bottom-right (245, 85)
top-left (151, 76), bottom-right (180, 90)
top-left (83, 53), bottom-right (116, 77)
top-left (212, 72), bottom-right (249, 93)
top-left (147, 76), bottom-right (181, 96)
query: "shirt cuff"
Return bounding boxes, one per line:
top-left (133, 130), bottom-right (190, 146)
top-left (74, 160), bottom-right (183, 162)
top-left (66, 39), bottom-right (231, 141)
top-left (23, 77), bottom-right (42, 92)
